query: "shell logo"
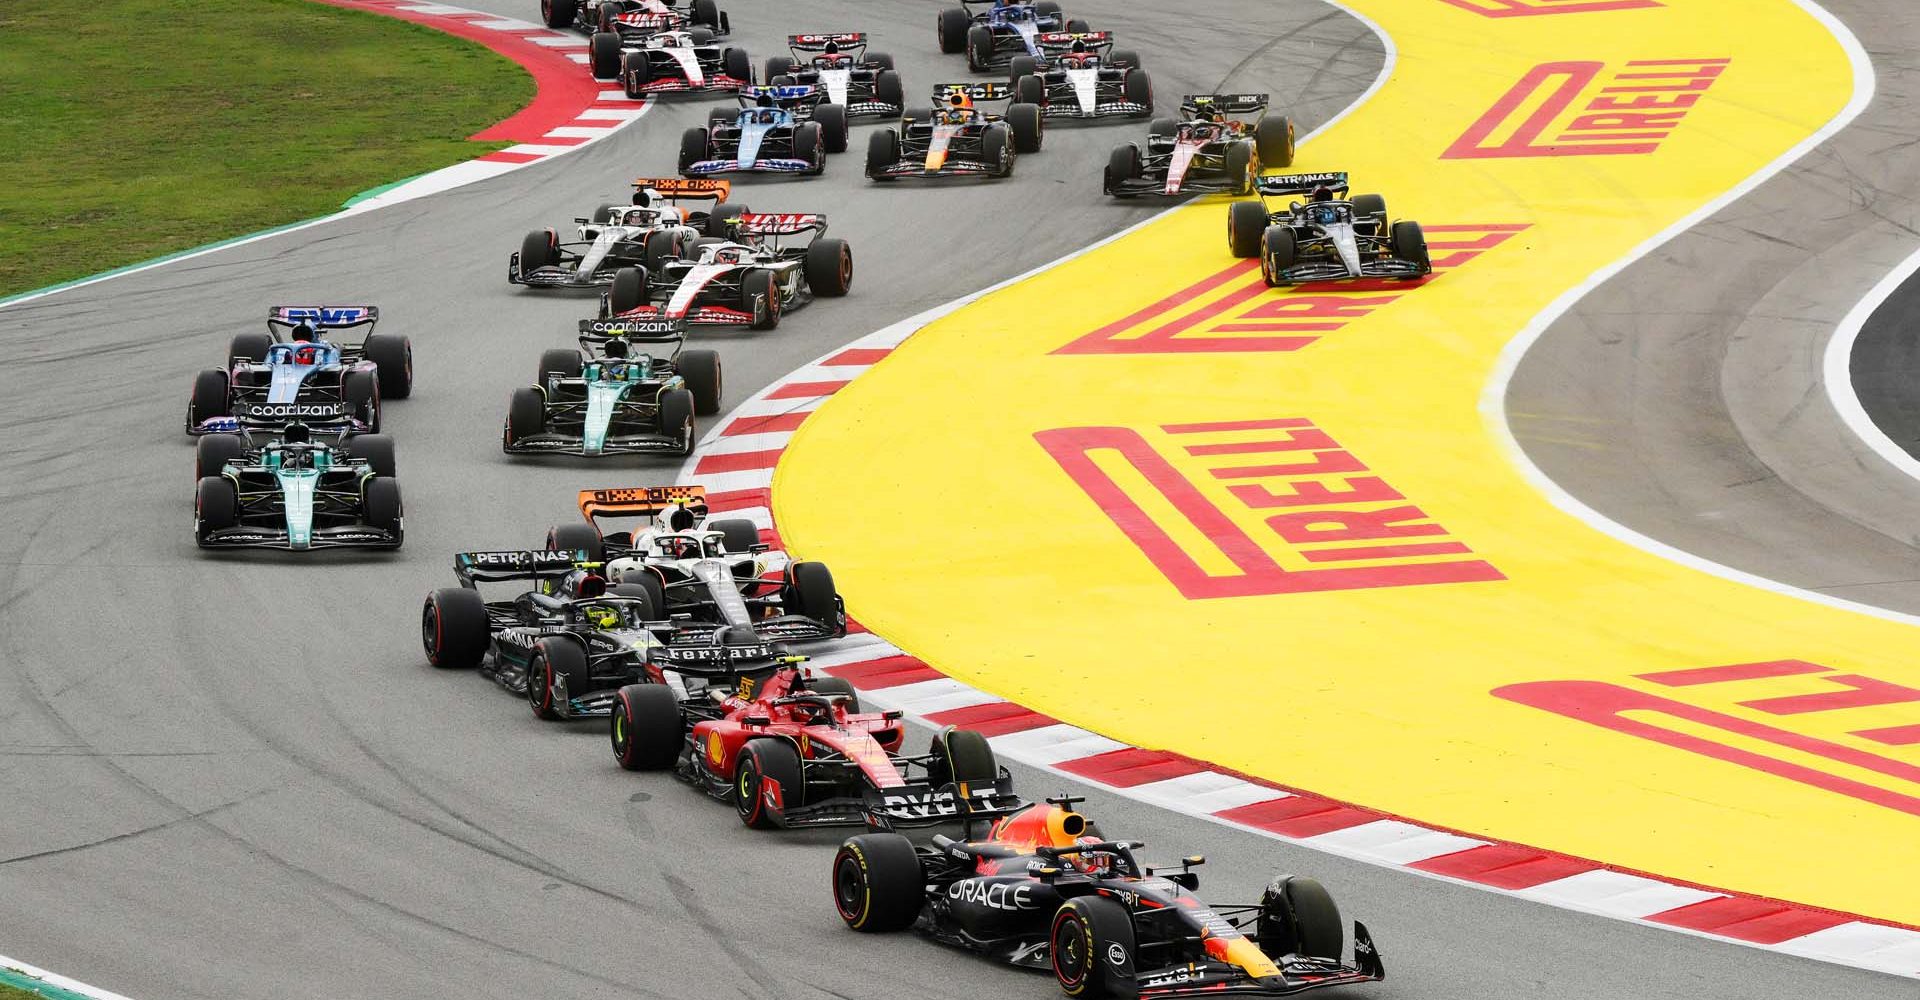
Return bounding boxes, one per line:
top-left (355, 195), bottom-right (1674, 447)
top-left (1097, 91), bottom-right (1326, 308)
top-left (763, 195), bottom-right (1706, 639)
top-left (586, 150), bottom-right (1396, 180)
top-left (707, 731), bottom-right (725, 765)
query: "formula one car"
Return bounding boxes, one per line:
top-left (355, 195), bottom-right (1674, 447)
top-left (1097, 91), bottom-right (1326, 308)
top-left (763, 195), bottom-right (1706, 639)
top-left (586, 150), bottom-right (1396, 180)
top-left (763, 34), bottom-right (904, 120)
top-left (1104, 94), bottom-right (1295, 198)
top-left (866, 83), bottom-right (1042, 181)
top-left (1009, 33), bottom-right (1150, 120)
top-left (611, 652), bottom-right (1019, 829)
top-left (187, 306), bottom-right (412, 436)
top-left (596, 27), bottom-right (750, 94)
top-left (194, 423), bottom-right (402, 551)
top-left (680, 87), bottom-right (838, 176)
top-left (833, 795), bottom-right (1386, 998)
top-left (599, 212), bottom-right (852, 329)
top-left (512, 178), bottom-right (747, 289)
top-left (1226, 172), bottom-right (1431, 285)
top-left (503, 318), bottom-right (714, 458)
top-left (544, 0), bottom-right (729, 37)
top-left (937, 0), bottom-right (1089, 72)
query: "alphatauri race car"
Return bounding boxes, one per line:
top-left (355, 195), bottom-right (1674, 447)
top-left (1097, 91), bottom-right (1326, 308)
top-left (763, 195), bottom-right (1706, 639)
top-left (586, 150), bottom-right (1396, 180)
top-left (680, 87), bottom-right (839, 176)
top-left (194, 423), bottom-right (402, 551)
top-left (764, 33), bottom-right (904, 119)
top-left (599, 212), bottom-right (852, 330)
top-left (187, 306), bottom-right (411, 436)
top-left (596, 27), bottom-right (750, 95)
top-left (1009, 32), bottom-right (1151, 120)
top-left (1104, 94), bottom-right (1294, 198)
top-left (937, 0), bottom-right (1089, 71)
top-left (833, 795), bottom-right (1386, 998)
top-left (503, 318), bottom-right (714, 458)
top-left (544, 0), bottom-right (729, 37)
top-left (511, 178), bottom-right (747, 288)
top-left (866, 83), bottom-right (1042, 181)
top-left (1226, 172), bottom-right (1431, 285)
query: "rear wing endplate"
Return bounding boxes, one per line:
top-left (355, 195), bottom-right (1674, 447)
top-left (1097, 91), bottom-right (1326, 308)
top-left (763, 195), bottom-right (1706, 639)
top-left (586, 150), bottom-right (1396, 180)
top-left (577, 485), bottom-right (709, 522)
top-left (454, 549), bottom-right (586, 585)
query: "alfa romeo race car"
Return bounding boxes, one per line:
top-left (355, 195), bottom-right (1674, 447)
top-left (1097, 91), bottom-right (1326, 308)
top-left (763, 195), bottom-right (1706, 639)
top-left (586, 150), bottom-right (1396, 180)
top-left (763, 33), bottom-right (905, 120)
top-left (866, 83), bottom-right (1042, 181)
top-left (186, 306), bottom-right (412, 436)
top-left (1104, 94), bottom-right (1294, 198)
top-left (595, 27), bottom-right (750, 95)
top-left (503, 318), bottom-right (715, 458)
top-left (1226, 172), bottom-right (1431, 285)
top-left (598, 212), bottom-right (852, 330)
top-left (833, 795), bottom-right (1386, 999)
top-left (543, 0), bottom-right (729, 37)
top-left (936, 0), bottom-right (1089, 72)
top-left (511, 177), bottom-right (747, 289)
top-left (680, 87), bottom-right (840, 176)
top-left (193, 424), bottom-right (402, 551)
top-left (1009, 32), bottom-right (1151, 120)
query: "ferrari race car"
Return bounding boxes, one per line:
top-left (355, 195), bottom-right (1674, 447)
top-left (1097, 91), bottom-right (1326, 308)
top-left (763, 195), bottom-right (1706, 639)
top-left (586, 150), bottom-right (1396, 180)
top-left (763, 33), bottom-right (905, 120)
top-left (937, 0), bottom-right (1089, 72)
top-left (186, 306), bottom-right (411, 436)
top-left (1009, 32), bottom-right (1151, 120)
top-left (866, 83), bottom-right (1042, 181)
top-left (598, 212), bottom-right (852, 330)
top-left (503, 318), bottom-right (716, 458)
top-left (681, 87), bottom-right (840, 176)
top-left (543, 0), bottom-right (729, 37)
top-left (511, 178), bottom-right (747, 288)
top-left (596, 27), bottom-right (750, 94)
top-left (611, 655), bottom-right (1019, 830)
top-left (193, 423), bottom-right (402, 551)
top-left (833, 795), bottom-right (1386, 999)
top-left (1226, 172), bottom-right (1432, 285)
top-left (1104, 94), bottom-right (1295, 198)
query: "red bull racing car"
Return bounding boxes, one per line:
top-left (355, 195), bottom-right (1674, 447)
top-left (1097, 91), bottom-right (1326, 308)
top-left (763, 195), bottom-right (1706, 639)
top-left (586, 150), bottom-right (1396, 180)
top-left (866, 83), bottom-right (1042, 181)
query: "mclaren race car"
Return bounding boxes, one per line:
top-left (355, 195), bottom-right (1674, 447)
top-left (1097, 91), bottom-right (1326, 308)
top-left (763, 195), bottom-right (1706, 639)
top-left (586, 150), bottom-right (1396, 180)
top-left (598, 212), bottom-right (852, 330)
top-left (1104, 94), bottom-right (1294, 198)
top-left (596, 27), bottom-right (750, 95)
top-left (193, 423), bottom-right (402, 551)
top-left (186, 305), bottom-right (411, 436)
top-left (503, 318), bottom-right (714, 458)
top-left (763, 33), bottom-right (904, 120)
top-left (937, 0), bottom-right (1089, 72)
top-left (866, 83), bottom-right (1042, 181)
top-left (1009, 32), bottom-right (1151, 120)
top-left (833, 795), bottom-right (1386, 999)
top-left (544, 0), bottom-right (728, 37)
top-left (680, 87), bottom-right (839, 176)
top-left (1227, 172), bottom-right (1432, 285)
top-left (511, 177), bottom-right (747, 289)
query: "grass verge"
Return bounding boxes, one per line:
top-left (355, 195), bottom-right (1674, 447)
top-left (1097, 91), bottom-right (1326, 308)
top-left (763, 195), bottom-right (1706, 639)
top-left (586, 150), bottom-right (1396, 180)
top-left (0, 0), bottom-right (534, 298)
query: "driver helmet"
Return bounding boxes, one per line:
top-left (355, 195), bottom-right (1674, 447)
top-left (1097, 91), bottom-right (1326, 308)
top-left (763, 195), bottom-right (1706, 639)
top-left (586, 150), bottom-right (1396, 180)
top-left (583, 602), bottom-right (623, 629)
top-left (658, 534), bottom-right (701, 559)
top-left (1069, 837), bottom-right (1114, 875)
top-left (716, 245), bottom-right (752, 264)
top-left (282, 422), bottom-right (312, 444)
top-left (622, 206), bottom-right (658, 227)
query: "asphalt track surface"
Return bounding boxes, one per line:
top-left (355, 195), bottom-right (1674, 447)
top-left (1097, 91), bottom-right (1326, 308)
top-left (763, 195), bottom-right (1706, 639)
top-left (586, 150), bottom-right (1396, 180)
top-left (0, 2), bottom-right (1905, 1000)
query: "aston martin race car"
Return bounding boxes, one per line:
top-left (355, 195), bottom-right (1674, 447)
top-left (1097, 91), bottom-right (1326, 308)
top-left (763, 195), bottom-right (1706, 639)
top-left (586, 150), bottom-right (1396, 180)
top-left (193, 423), bottom-right (402, 551)
top-left (1009, 32), bottom-right (1150, 120)
top-left (596, 27), bottom-right (750, 94)
top-left (763, 33), bottom-right (904, 120)
top-left (833, 795), bottom-right (1386, 999)
top-left (511, 178), bottom-right (747, 289)
top-left (1104, 94), bottom-right (1294, 198)
top-left (543, 0), bottom-right (729, 37)
top-left (866, 83), bottom-right (1042, 181)
top-left (680, 87), bottom-right (839, 176)
top-left (503, 318), bottom-right (713, 458)
top-left (598, 212), bottom-right (852, 329)
top-left (1226, 172), bottom-right (1431, 285)
top-left (186, 306), bottom-right (411, 436)
top-left (937, 0), bottom-right (1089, 72)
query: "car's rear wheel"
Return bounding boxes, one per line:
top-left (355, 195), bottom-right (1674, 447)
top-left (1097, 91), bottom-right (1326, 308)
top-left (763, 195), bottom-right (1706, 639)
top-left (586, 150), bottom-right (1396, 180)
top-left (364, 477), bottom-right (403, 539)
top-left (1258, 114), bottom-right (1295, 168)
top-left (1051, 896), bottom-right (1134, 999)
top-left (705, 200), bottom-right (747, 237)
top-left (679, 127), bottom-right (710, 175)
top-left (609, 266), bottom-right (650, 315)
top-left (785, 560), bottom-right (838, 623)
top-left (807, 675), bottom-right (861, 714)
top-left (937, 7), bottom-right (970, 54)
top-left (658, 388), bottom-right (696, 456)
top-left (612, 684), bottom-right (682, 771)
top-left (1261, 226), bottom-right (1299, 286)
top-left (1122, 68), bottom-right (1152, 115)
top-left (194, 432), bottom-right (247, 482)
top-left (1227, 201), bottom-right (1268, 259)
top-left (868, 51), bottom-right (895, 70)
top-left (677, 348), bottom-right (722, 415)
top-left (589, 31), bottom-right (623, 79)
top-left (734, 738), bottom-right (804, 828)
top-left (422, 587), bottom-right (489, 669)
top-left (505, 387), bottom-right (546, 447)
top-left (833, 833), bottom-right (923, 931)
top-left (643, 229), bottom-right (683, 272)
top-left (195, 475), bottom-right (238, 540)
top-left (691, 0), bottom-right (720, 28)
top-left (964, 25), bottom-right (994, 71)
top-left (1013, 73), bottom-right (1044, 107)
top-left (529, 639), bottom-right (592, 720)
top-left (519, 229), bottom-right (555, 274)
top-left (1104, 144), bottom-right (1139, 196)
top-left (764, 55), bottom-right (797, 81)
top-left (189, 369), bottom-right (230, 428)
top-left (607, 582), bottom-right (658, 620)
top-left (688, 25), bottom-right (715, 45)
top-left (804, 238), bottom-right (853, 297)
top-left (344, 433), bottom-right (397, 479)
top-left (537, 348), bottom-right (583, 385)
top-left (709, 517), bottom-right (760, 556)
top-left (361, 333), bottom-right (412, 399)
top-left (1351, 194), bottom-right (1388, 223)
top-left (722, 47), bottom-right (751, 84)
top-left (928, 726), bottom-right (997, 788)
top-left (1111, 48), bottom-right (1141, 69)
top-left (875, 69), bottom-right (904, 110)
top-left (541, 0), bottom-right (578, 29)
top-left (1065, 17), bottom-right (1091, 32)
top-left (1392, 220), bottom-right (1431, 274)
top-left (866, 129), bottom-right (901, 181)
top-left (741, 269), bottom-right (781, 329)
top-left (229, 332), bottom-right (272, 364)
top-left (1009, 55), bottom-right (1039, 85)
top-left (814, 103), bottom-right (849, 154)
top-left (1147, 116), bottom-right (1177, 139)
top-left (617, 566), bottom-right (668, 614)
top-left (1258, 875), bottom-right (1343, 960)
top-left (546, 520), bottom-right (605, 564)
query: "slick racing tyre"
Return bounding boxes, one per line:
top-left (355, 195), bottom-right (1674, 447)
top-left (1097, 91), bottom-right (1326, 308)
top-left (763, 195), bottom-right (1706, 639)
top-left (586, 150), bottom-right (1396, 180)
top-left (342, 369), bottom-right (380, 432)
top-left (1147, 117), bottom-right (1178, 139)
top-left (707, 107), bottom-right (733, 129)
top-left (519, 229), bottom-right (556, 274)
top-left (691, 0), bottom-right (720, 28)
top-left (643, 229), bottom-right (683, 272)
top-left (612, 684), bottom-right (683, 770)
top-left (866, 129), bottom-right (901, 181)
top-left (1257, 875), bottom-right (1343, 961)
top-left (764, 55), bottom-right (797, 80)
top-left (964, 25), bottom-right (994, 71)
top-left (541, 0), bottom-right (578, 29)
top-left (1010, 55), bottom-right (1039, 85)
top-left (505, 387), bottom-right (546, 449)
top-left (188, 369), bottom-right (230, 428)
top-left (1224, 141), bottom-right (1254, 196)
top-left (1006, 102), bottom-right (1043, 154)
top-left (1051, 896), bottom-right (1135, 999)
top-left (806, 675), bottom-right (860, 715)
top-left (1227, 201), bottom-right (1268, 259)
top-left (422, 587), bottom-right (489, 669)
top-left (610, 580), bottom-right (659, 617)
top-left (792, 122), bottom-right (826, 175)
top-left (804, 238), bottom-right (853, 297)
top-left (1257, 114), bottom-right (1296, 169)
top-left (1066, 17), bottom-right (1091, 32)
top-left (1260, 227), bottom-right (1299, 286)
top-left (833, 833), bottom-right (923, 931)
top-left (1104, 144), bottom-right (1140, 196)
top-left (705, 200), bottom-right (747, 237)
top-left (361, 333), bottom-right (413, 399)
top-left (980, 125), bottom-right (1012, 178)
top-left (1351, 194), bottom-right (1388, 223)
top-left (364, 477), bottom-right (403, 542)
top-left (1122, 68), bottom-right (1152, 115)
top-left (594, 201), bottom-right (623, 225)
top-left (194, 475), bottom-right (238, 542)
top-left (609, 266), bottom-right (650, 315)
top-left (785, 560), bottom-right (838, 624)
top-left (937, 7), bottom-right (970, 54)
top-left (734, 738), bottom-right (803, 828)
top-left (589, 31), bottom-right (623, 79)
top-left (741, 269), bottom-right (781, 330)
top-left (537, 348), bottom-right (583, 385)
top-left (709, 517), bottom-right (760, 557)
top-left (723, 47), bottom-right (751, 85)
top-left (344, 433), bottom-right (397, 479)
top-left (677, 349), bottom-right (723, 416)
top-left (547, 520), bottom-right (605, 564)
top-left (228, 332), bottom-right (272, 364)
top-left (616, 565), bottom-right (668, 615)
top-left (679, 127), bottom-right (710, 175)
top-left (814, 103), bottom-right (849, 154)
top-left (1392, 220), bottom-right (1432, 275)
top-left (528, 639), bottom-right (592, 720)
top-left (927, 726), bottom-right (997, 788)
top-left (622, 51), bottom-right (654, 96)
top-left (658, 388), bottom-right (696, 457)
top-left (874, 69), bottom-right (904, 110)
top-left (194, 432), bottom-right (246, 482)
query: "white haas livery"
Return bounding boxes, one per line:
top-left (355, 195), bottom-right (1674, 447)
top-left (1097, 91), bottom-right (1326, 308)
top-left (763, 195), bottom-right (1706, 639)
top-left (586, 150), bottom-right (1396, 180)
top-left (598, 212), bottom-right (853, 331)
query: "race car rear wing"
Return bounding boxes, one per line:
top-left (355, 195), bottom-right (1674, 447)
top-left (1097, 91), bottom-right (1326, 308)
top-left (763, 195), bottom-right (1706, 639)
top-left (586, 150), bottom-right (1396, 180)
top-left (1035, 30), bottom-right (1112, 49)
top-left (577, 485), bottom-right (709, 523)
top-left (1179, 93), bottom-right (1269, 120)
top-left (731, 212), bottom-right (827, 237)
top-left (267, 305), bottom-right (379, 333)
top-left (934, 81), bottom-right (1013, 104)
top-left (578, 316), bottom-right (688, 347)
top-left (628, 177), bottom-right (731, 203)
top-left (737, 83), bottom-right (821, 106)
top-left (787, 32), bottom-right (865, 53)
top-left (454, 549), bottom-right (588, 586)
top-left (1257, 171), bottom-right (1351, 198)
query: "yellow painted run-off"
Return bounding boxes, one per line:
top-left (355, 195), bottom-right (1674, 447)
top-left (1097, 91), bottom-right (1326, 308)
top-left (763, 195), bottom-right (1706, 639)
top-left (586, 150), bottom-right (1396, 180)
top-left (774, 1), bottom-right (1910, 923)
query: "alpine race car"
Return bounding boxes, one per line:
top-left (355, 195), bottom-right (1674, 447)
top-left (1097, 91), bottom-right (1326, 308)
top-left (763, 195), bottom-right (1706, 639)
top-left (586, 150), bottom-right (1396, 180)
top-left (937, 0), bottom-right (1089, 72)
top-left (544, 0), bottom-right (729, 38)
top-left (1009, 32), bottom-right (1151, 120)
top-left (1226, 172), bottom-right (1431, 285)
top-left (598, 212), bottom-right (852, 330)
top-left (503, 318), bottom-right (714, 458)
top-left (596, 27), bottom-right (750, 94)
top-left (193, 423), bottom-right (402, 551)
top-left (511, 178), bottom-right (747, 288)
top-left (833, 795), bottom-right (1386, 999)
top-left (866, 83), bottom-right (1042, 181)
top-left (1104, 94), bottom-right (1294, 198)
top-left (763, 33), bottom-right (904, 120)
top-left (186, 305), bottom-right (411, 436)
top-left (681, 87), bottom-right (839, 176)
top-left (611, 653), bottom-right (1019, 830)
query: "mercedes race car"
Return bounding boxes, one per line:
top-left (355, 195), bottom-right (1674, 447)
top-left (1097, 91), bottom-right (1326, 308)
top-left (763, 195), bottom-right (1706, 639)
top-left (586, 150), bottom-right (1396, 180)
top-left (1009, 32), bottom-right (1151, 120)
top-left (187, 306), bottom-right (411, 436)
top-left (511, 178), bottom-right (747, 289)
top-left (598, 212), bottom-right (852, 330)
top-left (680, 87), bottom-right (839, 176)
top-left (937, 0), bottom-right (1089, 72)
top-left (193, 423), bottom-right (402, 551)
top-left (503, 318), bottom-right (717, 458)
top-left (833, 795), bottom-right (1386, 999)
top-left (544, 0), bottom-right (729, 37)
top-left (763, 33), bottom-right (904, 120)
top-left (1227, 172), bottom-right (1431, 285)
top-left (1104, 94), bottom-right (1294, 198)
top-left (596, 27), bottom-right (750, 95)
top-left (866, 83), bottom-right (1042, 181)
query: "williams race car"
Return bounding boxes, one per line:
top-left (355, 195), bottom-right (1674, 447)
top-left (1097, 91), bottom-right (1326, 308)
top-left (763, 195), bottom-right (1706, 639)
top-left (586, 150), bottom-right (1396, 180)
top-left (544, 0), bottom-right (729, 37)
top-left (1104, 94), bottom-right (1294, 198)
top-left (833, 795), bottom-right (1386, 999)
top-left (1226, 172), bottom-right (1431, 285)
top-left (187, 306), bottom-right (411, 436)
top-left (937, 0), bottom-right (1089, 72)
top-left (596, 27), bottom-right (750, 94)
top-left (503, 318), bottom-right (716, 458)
top-left (680, 87), bottom-right (839, 176)
top-left (599, 212), bottom-right (852, 330)
top-left (763, 33), bottom-right (904, 120)
top-left (511, 178), bottom-right (747, 288)
top-left (1009, 33), bottom-right (1151, 120)
top-left (866, 83), bottom-right (1042, 181)
top-left (193, 423), bottom-right (402, 551)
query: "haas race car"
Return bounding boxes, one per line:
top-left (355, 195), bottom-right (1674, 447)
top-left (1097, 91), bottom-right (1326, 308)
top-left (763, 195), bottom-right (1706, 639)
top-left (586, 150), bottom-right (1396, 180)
top-left (1227, 172), bottom-right (1432, 286)
top-left (867, 83), bottom-right (1042, 181)
top-left (596, 27), bottom-right (750, 94)
top-left (511, 178), bottom-right (747, 288)
top-left (764, 33), bottom-right (904, 119)
top-left (598, 212), bottom-right (852, 330)
top-left (681, 87), bottom-right (840, 176)
top-left (194, 423), bottom-right (402, 551)
top-left (187, 306), bottom-right (412, 436)
top-left (1105, 94), bottom-right (1294, 198)
top-left (833, 795), bottom-right (1386, 999)
top-left (1010, 32), bottom-right (1151, 120)
top-left (503, 318), bottom-right (718, 458)
top-left (937, 0), bottom-right (1089, 72)
top-left (544, 0), bottom-right (729, 37)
